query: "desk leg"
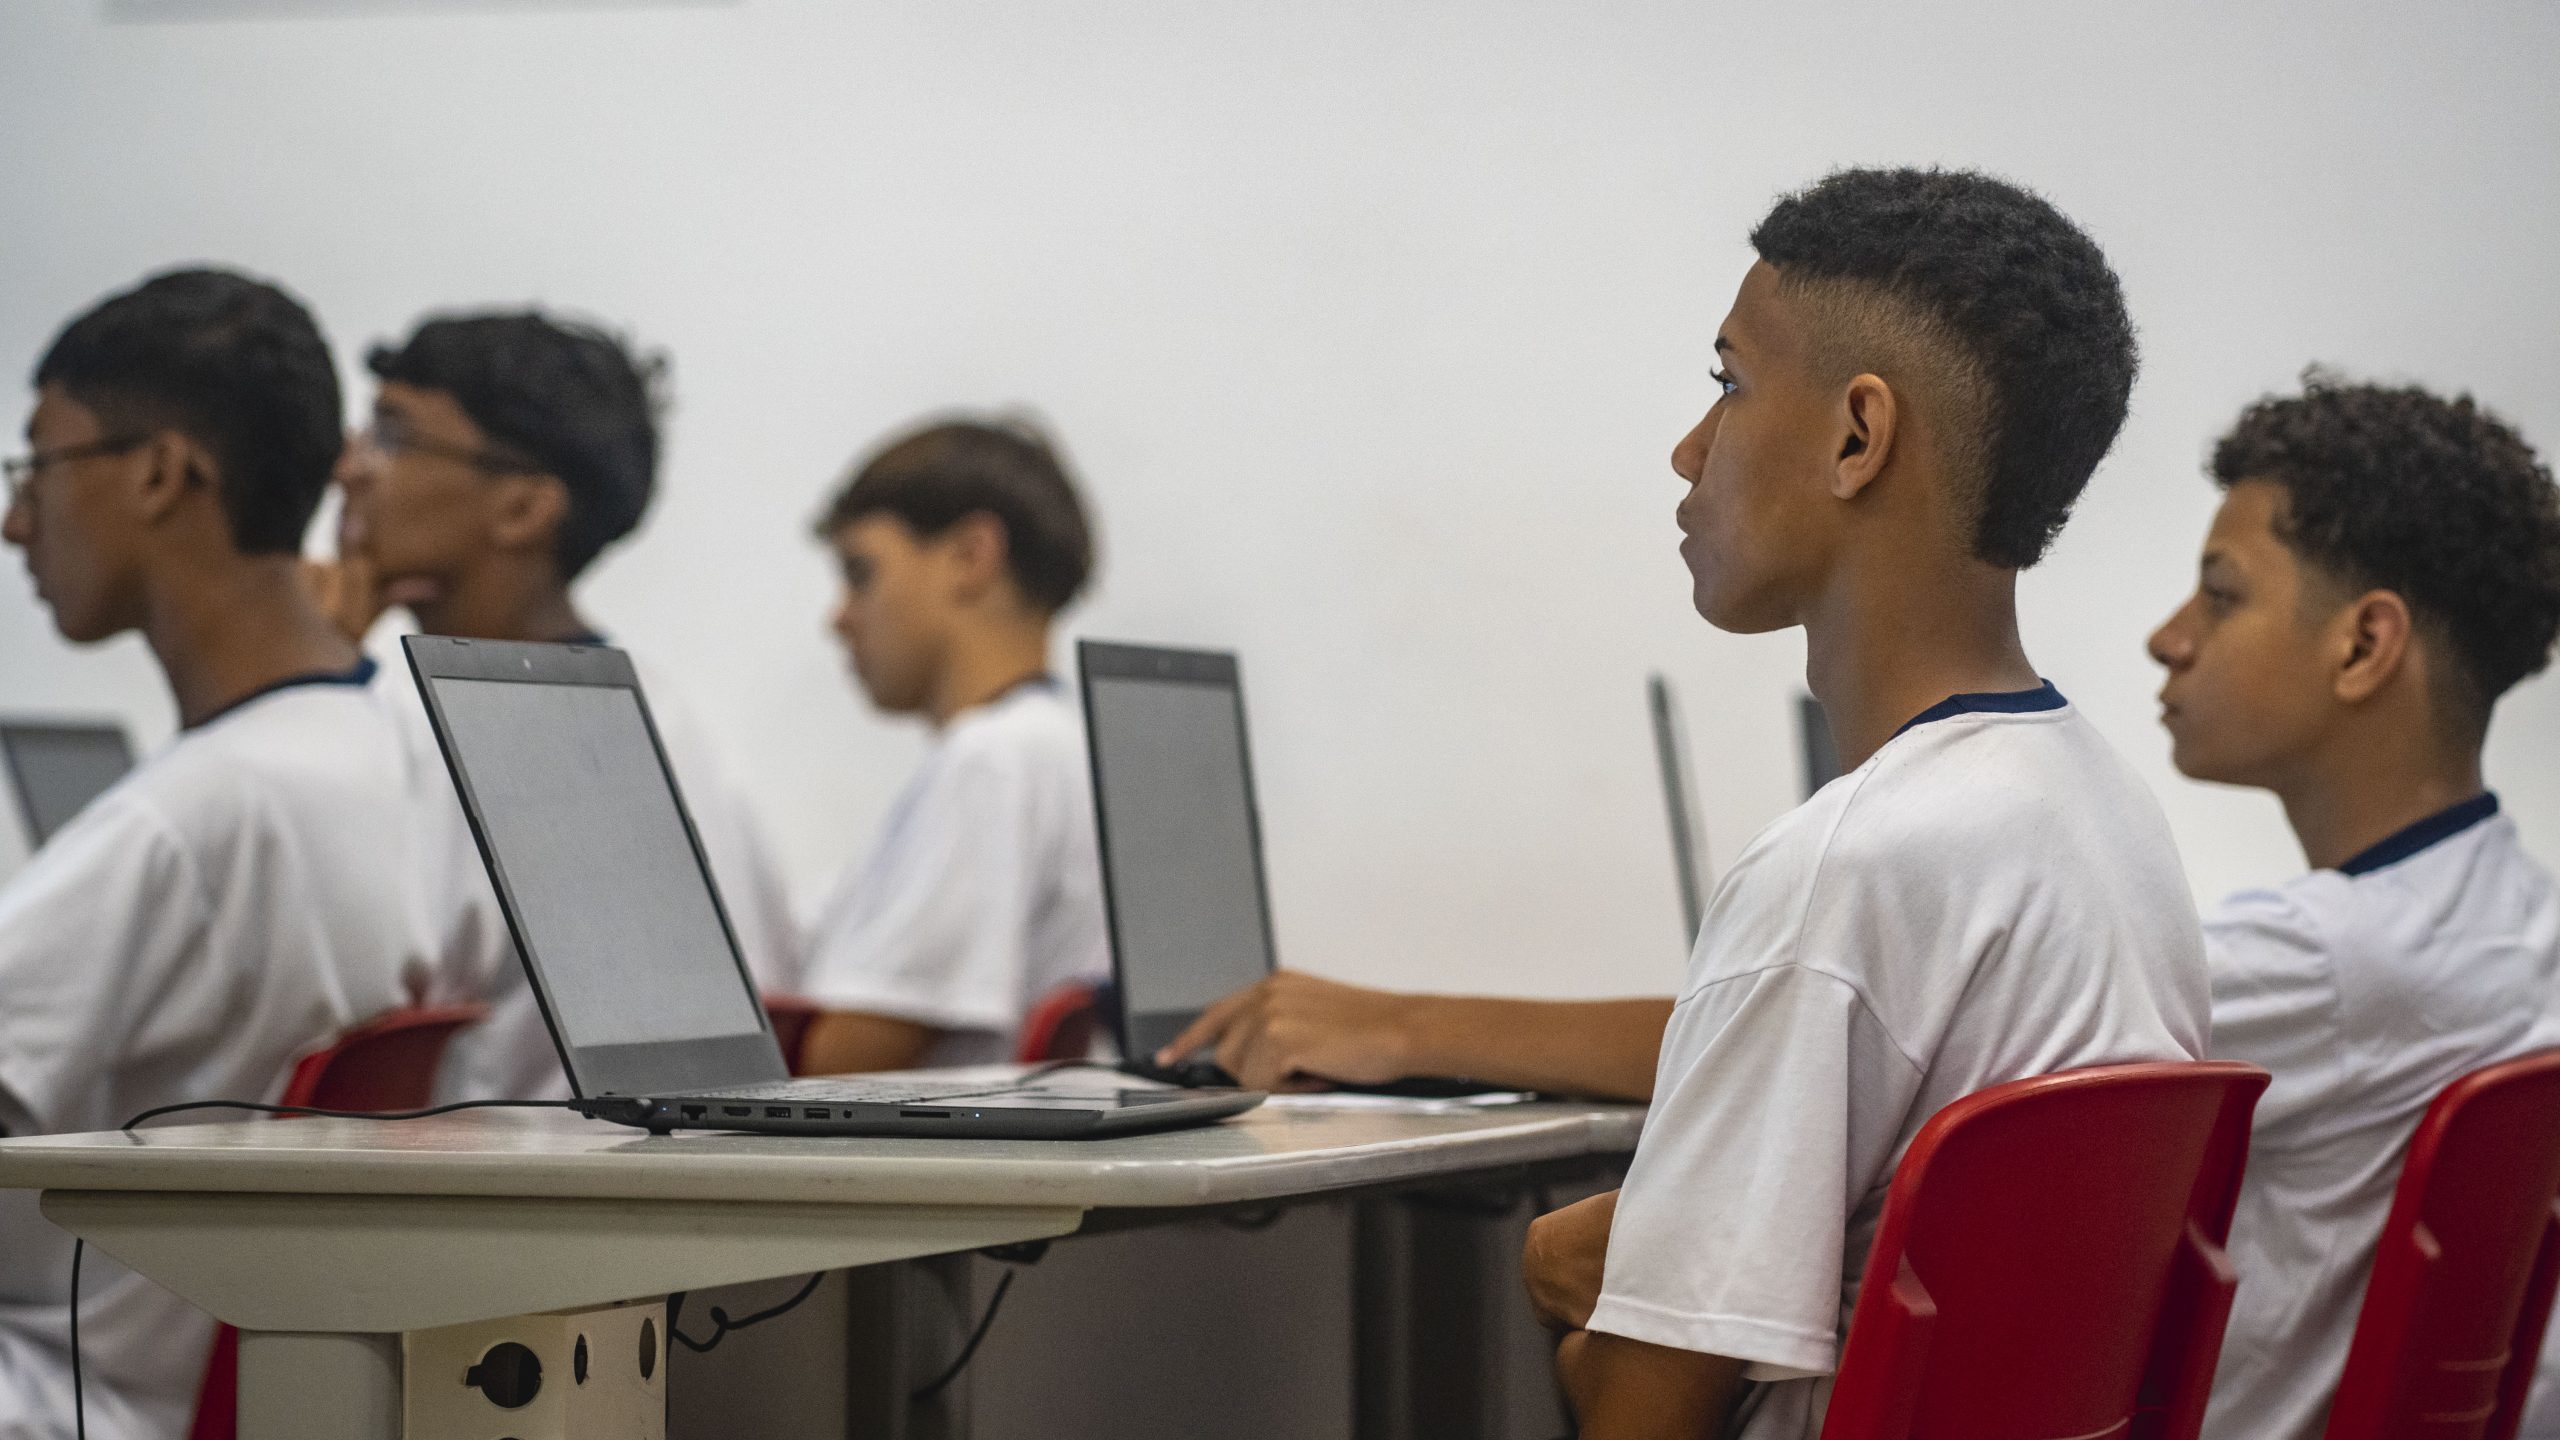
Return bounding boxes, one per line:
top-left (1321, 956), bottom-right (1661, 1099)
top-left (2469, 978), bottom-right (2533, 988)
top-left (237, 1330), bottom-right (400, 1440)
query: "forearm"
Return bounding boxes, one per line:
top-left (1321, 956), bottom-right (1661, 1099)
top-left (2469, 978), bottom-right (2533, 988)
top-left (1400, 996), bottom-right (1671, 1101)
top-left (1558, 1330), bottom-right (1746, 1440)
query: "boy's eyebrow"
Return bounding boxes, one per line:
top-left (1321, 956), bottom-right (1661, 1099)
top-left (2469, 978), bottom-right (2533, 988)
top-left (1713, 334), bottom-right (1737, 356)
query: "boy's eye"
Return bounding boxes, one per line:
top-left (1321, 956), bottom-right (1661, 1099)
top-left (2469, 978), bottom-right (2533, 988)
top-left (1710, 368), bottom-right (1738, 396)
top-left (2201, 585), bottom-right (2238, 615)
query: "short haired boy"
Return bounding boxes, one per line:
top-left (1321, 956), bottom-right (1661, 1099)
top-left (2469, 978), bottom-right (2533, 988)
top-left (0, 269), bottom-right (435, 1440)
top-left (1169, 169), bottom-right (2210, 1439)
top-left (796, 419), bottom-right (1110, 1074)
top-left (317, 311), bottom-right (799, 1101)
top-left (2147, 379), bottom-right (2560, 1440)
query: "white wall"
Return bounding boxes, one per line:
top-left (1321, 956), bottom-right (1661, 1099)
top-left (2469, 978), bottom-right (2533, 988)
top-left (3, 0), bottom-right (2555, 1001)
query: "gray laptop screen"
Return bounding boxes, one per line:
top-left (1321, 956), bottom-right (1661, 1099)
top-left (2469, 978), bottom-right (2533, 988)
top-left (1087, 673), bottom-right (1275, 1026)
top-left (2, 723), bottom-right (134, 847)
top-left (425, 676), bottom-right (767, 1051)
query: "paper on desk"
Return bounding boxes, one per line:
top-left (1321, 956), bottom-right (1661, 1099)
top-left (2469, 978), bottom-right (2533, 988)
top-left (1262, 1090), bottom-right (1538, 1113)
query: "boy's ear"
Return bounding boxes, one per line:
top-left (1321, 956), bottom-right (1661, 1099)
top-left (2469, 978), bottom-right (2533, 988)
top-left (130, 430), bottom-right (209, 528)
top-left (489, 473), bottom-right (571, 557)
top-left (1831, 374), bottom-right (1898, 501)
top-left (941, 511), bottom-right (1014, 601)
top-left (2331, 589), bottom-right (2415, 705)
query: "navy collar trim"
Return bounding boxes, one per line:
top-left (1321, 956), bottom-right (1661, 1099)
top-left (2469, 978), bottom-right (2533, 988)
top-left (2337, 793), bottom-right (2501, 877)
top-left (189, 657), bottom-right (379, 731)
top-left (1892, 680), bottom-right (2068, 738)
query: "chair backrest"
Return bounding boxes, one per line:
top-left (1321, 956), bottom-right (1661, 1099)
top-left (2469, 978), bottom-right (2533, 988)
top-left (1016, 980), bottom-right (1102, 1064)
top-left (761, 993), bottom-right (821, 1077)
top-left (194, 1003), bottom-right (492, 1440)
top-left (2322, 1049), bottom-right (2560, 1440)
top-left (277, 1002), bottom-right (490, 1112)
top-left (1821, 1060), bottom-right (2270, 1440)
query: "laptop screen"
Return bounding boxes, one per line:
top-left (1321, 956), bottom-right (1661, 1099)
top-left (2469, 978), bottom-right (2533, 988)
top-left (2, 722), bottom-right (135, 848)
top-left (1082, 646), bottom-right (1276, 1056)
top-left (423, 673), bottom-right (770, 1057)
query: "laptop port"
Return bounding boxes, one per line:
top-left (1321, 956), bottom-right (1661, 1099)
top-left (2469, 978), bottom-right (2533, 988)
top-left (722, 1106), bottom-right (752, 1118)
top-left (900, 1109), bottom-right (952, 1119)
top-left (765, 1107), bottom-right (791, 1119)
top-left (802, 1108), bottom-right (831, 1120)
top-left (679, 1106), bottom-right (706, 1121)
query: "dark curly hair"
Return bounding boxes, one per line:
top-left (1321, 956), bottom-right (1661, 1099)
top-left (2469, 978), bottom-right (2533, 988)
top-left (1751, 168), bottom-right (2139, 569)
top-left (816, 417), bottom-right (1095, 614)
top-left (367, 312), bottom-right (663, 580)
top-left (2212, 375), bottom-right (2560, 733)
top-left (35, 267), bottom-right (343, 556)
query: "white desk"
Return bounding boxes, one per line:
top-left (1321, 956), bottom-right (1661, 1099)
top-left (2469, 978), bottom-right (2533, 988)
top-left (0, 1098), bottom-right (1641, 1438)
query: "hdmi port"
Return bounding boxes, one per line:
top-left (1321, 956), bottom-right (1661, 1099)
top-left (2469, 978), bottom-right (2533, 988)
top-left (722, 1106), bottom-right (752, 1118)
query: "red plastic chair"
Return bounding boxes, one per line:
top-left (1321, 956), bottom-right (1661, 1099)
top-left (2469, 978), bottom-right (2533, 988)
top-left (1820, 1060), bottom-right (2270, 1440)
top-left (2321, 1049), bottom-right (2560, 1440)
top-left (762, 993), bottom-right (821, 1076)
top-left (188, 1003), bottom-right (489, 1440)
top-left (1015, 980), bottom-right (1102, 1064)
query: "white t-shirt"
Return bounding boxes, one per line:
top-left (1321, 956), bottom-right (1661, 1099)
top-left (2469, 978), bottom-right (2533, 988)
top-left (1585, 687), bottom-right (2209, 1440)
top-left (2202, 796), bottom-right (2560, 1440)
top-left (801, 679), bottom-right (1110, 1067)
top-left (0, 668), bottom-right (436, 1440)
top-left (366, 646), bottom-right (802, 1103)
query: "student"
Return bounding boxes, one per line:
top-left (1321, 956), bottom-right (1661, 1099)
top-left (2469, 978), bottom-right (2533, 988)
top-left (1167, 168), bottom-right (2210, 1439)
top-left (795, 418), bottom-right (1110, 1074)
top-left (0, 269), bottom-right (435, 1440)
top-left (315, 310), bottom-right (798, 1100)
top-left (2146, 378), bottom-right (2560, 1440)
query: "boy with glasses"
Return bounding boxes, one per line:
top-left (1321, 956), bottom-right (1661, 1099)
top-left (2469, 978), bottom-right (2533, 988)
top-left (0, 268), bottom-right (435, 1440)
top-left (311, 311), bottom-right (799, 1100)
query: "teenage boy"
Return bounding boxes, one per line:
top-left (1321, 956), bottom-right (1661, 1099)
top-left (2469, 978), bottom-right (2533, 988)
top-left (795, 418), bottom-right (1110, 1074)
top-left (0, 269), bottom-right (435, 1440)
top-left (315, 311), bottom-right (798, 1100)
top-left (1165, 169), bottom-right (2210, 1438)
top-left (2146, 378), bottom-right (2560, 1440)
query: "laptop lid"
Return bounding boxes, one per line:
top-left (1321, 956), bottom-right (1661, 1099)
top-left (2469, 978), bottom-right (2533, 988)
top-left (401, 635), bottom-right (788, 1098)
top-left (1, 719), bottom-right (135, 849)
top-left (1647, 675), bottom-right (1709, 946)
top-left (1078, 641), bottom-right (1279, 1060)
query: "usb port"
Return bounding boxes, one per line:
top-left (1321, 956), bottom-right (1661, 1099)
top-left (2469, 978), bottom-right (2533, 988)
top-left (722, 1106), bottom-right (751, 1118)
top-left (803, 1108), bottom-right (831, 1120)
top-left (765, 1107), bottom-right (791, 1119)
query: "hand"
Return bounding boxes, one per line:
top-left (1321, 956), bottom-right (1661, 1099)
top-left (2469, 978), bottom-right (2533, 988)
top-left (301, 553), bottom-right (391, 644)
top-left (1153, 971), bottom-right (1418, 1092)
top-left (1525, 1189), bottom-right (1618, 1332)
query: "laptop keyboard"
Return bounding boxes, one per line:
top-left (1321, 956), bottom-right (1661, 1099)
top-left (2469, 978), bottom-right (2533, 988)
top-left (691, 1077), bottom-right (1037, 1105)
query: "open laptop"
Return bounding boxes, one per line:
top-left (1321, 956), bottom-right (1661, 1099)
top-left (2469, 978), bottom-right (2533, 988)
top-left (1078, 639), bottom-right (1502, 1097)
top-left (1647, 674), bottom-right (1710, 946)
top-left (1, 718), bottom-right (135, 854)
top-left (402, 634), bottom-right (1261, 1139)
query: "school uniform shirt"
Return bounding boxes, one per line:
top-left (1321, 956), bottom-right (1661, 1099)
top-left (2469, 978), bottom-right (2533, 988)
top-left (0, 667), bottom-right (436, 1440)
top-left (2202, 795), bottom-right (2560, 1440)
top-left (364, 647), bottom-right (803, 1103)
top-left (1584, 686), bottom-right (2209, 1440)
top-left (800, 679), bottom-right (1110, 1067)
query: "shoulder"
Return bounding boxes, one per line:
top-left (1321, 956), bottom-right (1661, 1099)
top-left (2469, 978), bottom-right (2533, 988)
top-left (145, 686), bottom-right (407, 836)
top-left (941, 686), bottom-right (1085, 774)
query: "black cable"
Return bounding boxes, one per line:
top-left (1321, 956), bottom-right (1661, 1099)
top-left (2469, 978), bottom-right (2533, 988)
top-left (74, 1097), bottom-right (584, 1431)
top-left (119, 1097), bottom-right (577, 1137)
top-left (666, 1270), bottom-right (829, 1354)
top-left (909, 1268), bottom-right (1016, 1402)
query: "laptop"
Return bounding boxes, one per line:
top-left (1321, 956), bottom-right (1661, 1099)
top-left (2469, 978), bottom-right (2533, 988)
top-left (1078, 639), bottom-right (1503, 1097)
top-left (1, 718), bottom-right (135, 852)
top-left (401, 634), bottom-right (1262, 1139)
top-left (1647, 674), bottom-right (1710, 946)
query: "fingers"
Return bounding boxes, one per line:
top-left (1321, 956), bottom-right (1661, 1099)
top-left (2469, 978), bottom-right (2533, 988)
top-left (1157, 979), bottom-right (1265, 1065)
top-left (1215, 1002), bottom-right (1283, 1090)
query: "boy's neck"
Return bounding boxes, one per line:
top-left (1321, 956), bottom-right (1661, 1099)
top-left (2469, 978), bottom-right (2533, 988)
top-left (415, 565), bottom-right (596, 645)
top-left (1803, 555), bottom-right (2040, 773)
top-left (144, 554), bottom-right (363, 729)
top-left (2277, 730), bottom-right (2487, 873)
top-left (926, 614), bottom-right (1053, 730)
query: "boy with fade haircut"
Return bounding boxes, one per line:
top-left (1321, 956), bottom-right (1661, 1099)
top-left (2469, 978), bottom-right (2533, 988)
top-left (312, 311), bottom-right (799, 1101)
top-left (796, 417), bottom-right (1110, 1074)
top-left (2145, 377), bottom-right (2560, 1440)
top-left (1163, 168), bottom-right (2210, 1439)
top-left (0, 268), bottom-right (437, 1440)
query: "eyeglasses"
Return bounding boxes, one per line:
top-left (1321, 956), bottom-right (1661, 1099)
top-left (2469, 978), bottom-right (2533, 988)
top-left (3, 434), bottom-right (148, 512)
top-left (356, 414), bottom-right (542, 475)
